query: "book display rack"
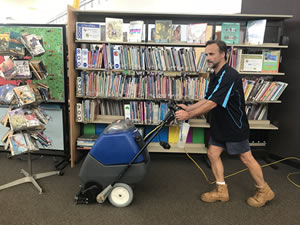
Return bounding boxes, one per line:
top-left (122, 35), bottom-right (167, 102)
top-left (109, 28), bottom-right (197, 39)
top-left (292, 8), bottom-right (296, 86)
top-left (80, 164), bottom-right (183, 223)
top-left (0, 26), bottom-right (66, 193)
top-left (67, 5), bottom-right (292, 167)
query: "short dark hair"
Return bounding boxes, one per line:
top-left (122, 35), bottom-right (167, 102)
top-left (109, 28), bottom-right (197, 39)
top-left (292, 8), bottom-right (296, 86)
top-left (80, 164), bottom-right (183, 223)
top-left (205, 40), bottom-right (228, 60)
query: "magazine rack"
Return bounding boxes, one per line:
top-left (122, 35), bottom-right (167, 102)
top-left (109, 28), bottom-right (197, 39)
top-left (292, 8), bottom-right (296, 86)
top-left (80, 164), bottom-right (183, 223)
top-left (0, 76), bottom-right (61, 193)
top-left (0, 152), bottom-right (61, 193)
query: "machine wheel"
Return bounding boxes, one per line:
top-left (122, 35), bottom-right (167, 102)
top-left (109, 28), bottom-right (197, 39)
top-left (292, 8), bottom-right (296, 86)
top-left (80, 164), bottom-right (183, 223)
top-left (108, 183), bottom-right (133, 207)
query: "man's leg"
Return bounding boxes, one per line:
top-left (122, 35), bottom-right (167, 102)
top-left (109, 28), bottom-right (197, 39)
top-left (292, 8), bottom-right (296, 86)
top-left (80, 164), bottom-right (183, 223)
top-left (239, 151), bottom-right (265, 186)
top-left (201, 145), bottom-right (229, 203)
top-left (207, 145), bottom-right (225, 182)
top-left (239, 151), bottom-right (275, 207)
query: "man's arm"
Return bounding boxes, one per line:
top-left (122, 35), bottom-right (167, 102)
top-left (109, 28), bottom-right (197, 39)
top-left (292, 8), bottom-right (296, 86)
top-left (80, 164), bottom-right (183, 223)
top-left (178, 98), bottom-right (207, 112)
top-left (176, 99), bottom-right (217, 121)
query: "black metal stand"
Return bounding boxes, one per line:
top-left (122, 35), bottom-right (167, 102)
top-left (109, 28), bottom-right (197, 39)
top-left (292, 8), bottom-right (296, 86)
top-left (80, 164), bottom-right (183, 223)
top-left (0, 152), bottom-right (60, 193)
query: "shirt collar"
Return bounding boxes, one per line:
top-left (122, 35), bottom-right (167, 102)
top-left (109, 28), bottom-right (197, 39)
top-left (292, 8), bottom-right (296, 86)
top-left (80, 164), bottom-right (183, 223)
top-left (212, 63), bottom-right (228, 77)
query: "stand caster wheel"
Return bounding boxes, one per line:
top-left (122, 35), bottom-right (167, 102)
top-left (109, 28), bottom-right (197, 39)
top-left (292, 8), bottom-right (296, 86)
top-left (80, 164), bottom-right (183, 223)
top-left (59, 171), bottom-right (64, 176)
top-left (108, 183), bottom-right (133, 207)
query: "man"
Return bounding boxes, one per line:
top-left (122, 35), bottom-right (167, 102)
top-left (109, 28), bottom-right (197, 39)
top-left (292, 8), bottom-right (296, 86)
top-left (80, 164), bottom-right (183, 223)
top-left (175, 40), bottom-right (275, 207)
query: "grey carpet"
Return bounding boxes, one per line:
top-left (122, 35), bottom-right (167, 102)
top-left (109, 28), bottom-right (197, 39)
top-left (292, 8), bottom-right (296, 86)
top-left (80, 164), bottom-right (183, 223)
top-left (0, 152), bottom-right (299, 225)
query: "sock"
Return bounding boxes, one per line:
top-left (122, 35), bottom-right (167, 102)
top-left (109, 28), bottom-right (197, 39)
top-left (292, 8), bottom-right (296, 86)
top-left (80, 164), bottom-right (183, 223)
top-left (216, 181), bottom-right (226, 185)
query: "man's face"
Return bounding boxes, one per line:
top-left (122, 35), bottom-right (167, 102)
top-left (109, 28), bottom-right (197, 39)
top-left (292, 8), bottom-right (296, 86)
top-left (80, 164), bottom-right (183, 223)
top-left (205, 43), bottom-right (225, 69)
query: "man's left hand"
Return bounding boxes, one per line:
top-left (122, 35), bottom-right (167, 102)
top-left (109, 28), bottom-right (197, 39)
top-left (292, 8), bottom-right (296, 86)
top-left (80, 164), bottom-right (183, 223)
top-left (175, 110), bottom-right (189, 121)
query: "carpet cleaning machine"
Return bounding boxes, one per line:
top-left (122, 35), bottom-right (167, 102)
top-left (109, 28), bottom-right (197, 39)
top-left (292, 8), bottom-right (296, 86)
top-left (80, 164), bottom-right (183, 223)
top-left (75, 102), bottom-right (181, 207)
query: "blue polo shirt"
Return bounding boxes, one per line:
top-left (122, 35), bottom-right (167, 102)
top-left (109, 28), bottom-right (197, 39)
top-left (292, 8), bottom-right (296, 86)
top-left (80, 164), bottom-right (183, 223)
top-left (205, 63), bottom-right (249, 142)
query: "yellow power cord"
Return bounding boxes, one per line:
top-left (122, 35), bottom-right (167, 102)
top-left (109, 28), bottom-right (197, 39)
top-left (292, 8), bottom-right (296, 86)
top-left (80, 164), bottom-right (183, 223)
top-left (144, 123), bottom-right (300, 188)
top-left (185, 151), bottom-right (300, 188)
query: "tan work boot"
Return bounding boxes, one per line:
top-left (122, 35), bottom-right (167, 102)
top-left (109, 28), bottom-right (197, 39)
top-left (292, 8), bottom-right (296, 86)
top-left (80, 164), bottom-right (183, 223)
top-left (201, 184), bottom-right (229, 203)
top-left (247, 183), bottom-right (275, 207)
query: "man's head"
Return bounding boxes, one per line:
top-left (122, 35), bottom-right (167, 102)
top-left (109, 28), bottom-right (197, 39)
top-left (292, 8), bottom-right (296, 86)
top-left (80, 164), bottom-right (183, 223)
top-left (205, 40), bottom-right (227, 71)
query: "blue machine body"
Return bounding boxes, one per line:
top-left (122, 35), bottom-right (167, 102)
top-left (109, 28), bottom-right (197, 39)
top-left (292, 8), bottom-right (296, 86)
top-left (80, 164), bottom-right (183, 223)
top-left (89, 120), bottom-right (145, 165)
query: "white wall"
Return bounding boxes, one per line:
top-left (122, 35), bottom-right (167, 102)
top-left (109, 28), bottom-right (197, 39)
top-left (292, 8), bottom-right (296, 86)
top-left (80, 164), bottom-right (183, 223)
top-left (98, 0), bottom-right (242, 14)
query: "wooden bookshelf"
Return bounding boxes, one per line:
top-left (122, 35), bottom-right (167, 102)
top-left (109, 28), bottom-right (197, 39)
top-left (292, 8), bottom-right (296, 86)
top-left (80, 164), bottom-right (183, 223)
top-left (67, 5), bottom-right (290, 167)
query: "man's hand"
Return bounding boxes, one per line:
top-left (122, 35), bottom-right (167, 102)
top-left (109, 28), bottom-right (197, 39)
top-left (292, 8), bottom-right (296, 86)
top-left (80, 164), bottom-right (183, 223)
top-left (177, 104), bottom-right (188, 110)
top-left (175, 110), bottom-right (189, 121)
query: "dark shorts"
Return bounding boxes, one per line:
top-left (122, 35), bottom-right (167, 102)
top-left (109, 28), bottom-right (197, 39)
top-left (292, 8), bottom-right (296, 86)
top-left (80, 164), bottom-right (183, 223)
top-left (208, 137), bottom-right (250, 155)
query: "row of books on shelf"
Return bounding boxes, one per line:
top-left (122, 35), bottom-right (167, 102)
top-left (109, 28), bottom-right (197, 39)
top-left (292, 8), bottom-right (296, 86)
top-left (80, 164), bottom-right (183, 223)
top-left (228, 48), bottom-right (281, 73)
top-left (76, 99), bottom-right (124, 122)
top-left (75, 44), bottom-right (210, 73)
top-left (76, 71), bottom-right (209, 100)
top-left (246, 104), bottom-right (268, 120)
top-left (0, 31), bottom-right (46, 57)
top-left (76, 18), bottom-right (267, 45)
top-left (76, 19), bottom-right (212, 44)
top-left (76, 124), bottom-right (270, 150)
top-left (0, 83), bottom-right (50, 106)
top-left (75, 97), bottom-right (277, 125)
top-left (76, 124), bottom-right (205, 150)
top-left (0, 56), bottom-right (48, 80)
top-left (242, 78), bottom-right (288, 102)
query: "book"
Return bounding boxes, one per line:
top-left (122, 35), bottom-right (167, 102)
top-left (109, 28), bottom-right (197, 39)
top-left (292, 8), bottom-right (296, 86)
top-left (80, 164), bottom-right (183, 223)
top-left (76, 22), bottom-right (101, 41)
top-left (105, 18), bottom-right (123, 42)
top-left (0, 84), bottom-right (16, 105)
top-left (27, 83), bottom-right (43, 103)
top-left (187, 23), bottom-right (207, 44)
top-left (20, 33), bottom-right (45, 56)
top-left (29, 60), bottom-right (48, 80)
top-left (9, 133), bottom-right (29, 155)
top-left (245, 19), bottom-right (267, 45)
top-left (240, 54), bottom-right (263, 72)
top-left (221, 23), bottom-right (240, 44)
top-left (128, 20), bottom-right (144, 42)
top-left (262, 50), bottom-right (281, 73)
top-left (8, 31), bottom-right (25, 56)
top-left (0, 33), bottom-right (9, 53)
top-left (0, 58), bottom-right (17, 80)
top-left (13, 60), bottom-right (31, 79)
top-left (8, 108), bottom-right (41, 131)
top-left (171, 24), bottom-right (182, 42)
top-left (155, 20), bottom-right (172, 43)
top-left (192, 127), bottom-right (204, 144)
top-left (168, 125), bottom-right (180, 144)
top-left (13, 85), bottom-right (36, 105)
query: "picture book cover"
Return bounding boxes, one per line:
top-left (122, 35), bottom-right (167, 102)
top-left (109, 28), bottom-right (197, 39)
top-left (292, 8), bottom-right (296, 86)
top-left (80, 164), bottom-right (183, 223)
top-left (187, 23), bottom-right (207, 44)
top-left (21, 33), bottom-right (45, 56)
top-left (0, 33), bottom-right (9, 52)
top-left (0, 84), bottom-right (16, 105)
top-left (172, 24), bottom-right (182, 42)
top-left (13, 85), bottom-right (36, 105)
top-left (155, 20), bottom-right (172, 43)
top-left (221, 23), bottom-right (240, 44)
top-left (105, 18), bottom-right (123, 42)
top-left (76, 22), bottom-right (101, 41)
top-left (262, 50), bottom-right (281, 73)
top-left (8, 31), bottom-right (25, 56)
top-left (9, 133), bottom-right (29, 156)
top-left (0, 58), bottom-right (17, 80)
top-left (245, 19), bottom-right (267, 45)
top-left (128, 20), bottom-right (144, 42)
top-left (14, 60), bottom-right (31, 79)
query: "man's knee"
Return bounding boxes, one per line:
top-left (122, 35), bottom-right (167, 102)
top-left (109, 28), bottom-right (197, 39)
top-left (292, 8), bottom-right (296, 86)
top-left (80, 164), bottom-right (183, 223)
top-left (207, 145), bottom-right (223, 161)
top-left (239, 151), bottom-right (254, 165)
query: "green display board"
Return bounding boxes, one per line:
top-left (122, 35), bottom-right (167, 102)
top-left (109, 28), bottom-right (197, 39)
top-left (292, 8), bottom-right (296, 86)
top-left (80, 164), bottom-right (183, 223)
top-left (0, 25), bottom-right (66, 102)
